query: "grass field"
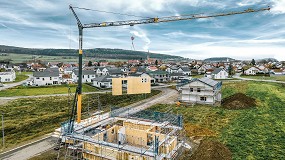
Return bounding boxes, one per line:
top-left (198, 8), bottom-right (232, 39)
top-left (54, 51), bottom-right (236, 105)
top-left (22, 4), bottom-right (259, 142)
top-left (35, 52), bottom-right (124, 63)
top-left (0, 53), bottom-right (126, 63)
top-left (0, 90), bottom-right (161, 151)
top-left (0, 84), bottom-right (97, 97)
top-left (146, 81), bottom-right (285, 159)
top-left (241, 75), bottom-right (285, 81)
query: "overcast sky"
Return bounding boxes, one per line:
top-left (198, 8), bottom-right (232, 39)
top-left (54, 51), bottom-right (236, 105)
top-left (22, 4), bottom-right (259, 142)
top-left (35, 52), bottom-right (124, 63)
top-left (0, 0), bottom-right (285, 60)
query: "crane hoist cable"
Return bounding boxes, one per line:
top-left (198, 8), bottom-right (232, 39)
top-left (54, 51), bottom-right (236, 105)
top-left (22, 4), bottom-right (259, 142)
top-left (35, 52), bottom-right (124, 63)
top-left (68, 4), bottom-right (271, 129)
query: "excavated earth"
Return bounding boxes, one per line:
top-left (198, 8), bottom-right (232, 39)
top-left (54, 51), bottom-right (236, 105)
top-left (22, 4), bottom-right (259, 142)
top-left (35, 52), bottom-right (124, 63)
top-left (222, 93), bottom-right (256, 110)
top-left (189, 140), bottom-right (232, 160)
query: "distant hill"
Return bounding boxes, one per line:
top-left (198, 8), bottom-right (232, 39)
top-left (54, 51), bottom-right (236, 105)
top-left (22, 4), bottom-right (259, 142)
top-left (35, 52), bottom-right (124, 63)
top-left (257, 58), bottom-right (279, 63)
top-left (0, 45), bottom-right (182, 60)
top-left (204, 57), bottom-right (235, 62)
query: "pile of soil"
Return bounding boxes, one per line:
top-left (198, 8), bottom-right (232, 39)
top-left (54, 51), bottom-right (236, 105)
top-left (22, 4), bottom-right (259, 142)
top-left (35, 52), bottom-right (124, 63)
top-left (190, 140), bottom-right (232, 160)
top-left (222, 93), bottom-right (256, 110)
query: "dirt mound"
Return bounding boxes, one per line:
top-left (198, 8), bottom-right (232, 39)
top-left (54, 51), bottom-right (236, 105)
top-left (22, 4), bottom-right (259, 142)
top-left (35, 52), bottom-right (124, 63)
top-left (190, 140), bottom-right (232, 160)
top-left (222, 93), bottom-right (256, 110)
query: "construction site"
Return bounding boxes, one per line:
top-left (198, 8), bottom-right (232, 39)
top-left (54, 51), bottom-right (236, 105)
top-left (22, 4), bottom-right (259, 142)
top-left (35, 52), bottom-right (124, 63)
top-left (50, 5), bottom-right (270, 160)
top-left (55, 108), bottom-right (185, 160)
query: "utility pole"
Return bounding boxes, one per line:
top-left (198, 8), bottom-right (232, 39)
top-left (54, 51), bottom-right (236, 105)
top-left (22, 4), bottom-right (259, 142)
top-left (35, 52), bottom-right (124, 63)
top-left (2, 113), bottom-right (4, 148)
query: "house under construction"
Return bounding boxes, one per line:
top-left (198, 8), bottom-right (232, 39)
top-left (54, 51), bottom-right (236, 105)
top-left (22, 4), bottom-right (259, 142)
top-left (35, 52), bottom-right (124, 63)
top-left (178, 77), bottom-right (222, 106)
top-left (56, 109), bottom-right (185, 160)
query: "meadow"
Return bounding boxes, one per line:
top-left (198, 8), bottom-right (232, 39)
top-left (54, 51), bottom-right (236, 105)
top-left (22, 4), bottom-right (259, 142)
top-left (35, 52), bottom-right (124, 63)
top-left (147, 81), bottom-right (285, 159)
top-left (0, 90), bottom-right (161, 151)
top-left (0, 84), bottom-right (97, 97)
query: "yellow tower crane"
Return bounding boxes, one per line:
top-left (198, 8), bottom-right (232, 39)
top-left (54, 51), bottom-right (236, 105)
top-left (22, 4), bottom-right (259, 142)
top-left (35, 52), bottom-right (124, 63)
top-left (68, 5), bottom-right (270, 132)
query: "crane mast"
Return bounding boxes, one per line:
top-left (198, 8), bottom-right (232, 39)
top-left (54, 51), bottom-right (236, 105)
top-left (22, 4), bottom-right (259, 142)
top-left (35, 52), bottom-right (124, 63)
top-left (69, 5), bottom-right (270, 125)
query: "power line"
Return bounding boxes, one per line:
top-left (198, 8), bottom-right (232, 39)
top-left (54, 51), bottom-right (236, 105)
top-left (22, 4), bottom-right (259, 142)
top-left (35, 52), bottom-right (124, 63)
top-left (72, 6), bottom-right (151, 19)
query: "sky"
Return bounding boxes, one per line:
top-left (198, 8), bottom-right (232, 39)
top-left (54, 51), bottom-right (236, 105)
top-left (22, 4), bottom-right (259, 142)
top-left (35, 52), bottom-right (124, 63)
top-left (0, 0), bottom-right (285, 61)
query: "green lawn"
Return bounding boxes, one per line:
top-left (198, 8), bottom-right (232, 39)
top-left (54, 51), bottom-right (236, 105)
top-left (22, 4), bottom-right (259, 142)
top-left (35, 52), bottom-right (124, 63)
top-left (146, 81), bottom-right (285, 159)
top-left (241, 75), bottom-right (285, 82)
top-left (0, 84), bottom-right (97, 97)
top-left (0, 90), bottom-right (161, 151)
top-left (0, 53), bottom-right (126, 63)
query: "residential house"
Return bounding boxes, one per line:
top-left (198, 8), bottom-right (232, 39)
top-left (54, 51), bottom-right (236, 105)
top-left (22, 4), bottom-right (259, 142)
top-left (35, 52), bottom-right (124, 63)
top-left (244, 67), bottom-right (262, 75)
top-left (147, 70), bottom-right (169, 83)
top-left (129, 72), bottom-right (155, 84)
top-left (108, 68), bottom-right (124, 77)
top-left (128, 60), bottom-right (140, 65)
top-left (64, 67), bottom-right (76, 75)
top-left (170, 72), bottom-right (184, 81)
top-left (211, 68), bottom-right (229, 79)
top-left (92, 75), bottom-right (113, 88)
top-left (180, 77), bottom-right (222, 105)
top-left (147, 66), bottom-right (158, 72)
top-left (0, 69), bottom-right (16, 82)
top-left (72, 70), bottom-right (96, 83)
top-left (198, 64), bottom-right (213, 74)
top-left (95, 67), bottom-right (109, 76)
top-left (33, 68), bottom-right (60, 86)
top-left (166, 66), bottom-right (179, 73)
top-left (179, 67), bottom-right (191, 76)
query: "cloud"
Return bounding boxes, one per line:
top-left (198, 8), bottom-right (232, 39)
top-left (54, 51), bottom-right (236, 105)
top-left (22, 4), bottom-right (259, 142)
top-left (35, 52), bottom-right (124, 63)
top-left (0, 0), bottom-right (285, 61)
top-left (271, 0), bottom-right (285, 14)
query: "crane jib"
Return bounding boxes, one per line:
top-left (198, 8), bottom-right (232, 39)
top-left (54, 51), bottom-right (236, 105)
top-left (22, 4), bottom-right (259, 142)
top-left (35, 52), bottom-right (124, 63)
top-left (81, 7), bottom-right (270, 28)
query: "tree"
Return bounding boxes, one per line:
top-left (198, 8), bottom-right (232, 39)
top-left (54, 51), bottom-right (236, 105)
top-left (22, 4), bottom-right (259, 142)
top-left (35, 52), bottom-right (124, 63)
top-left (228, 64), bottom-right (233, 76)
top-left (88, 61), bottom-right (93, 67)
top-left (251, 59), bottom-right (256, 66)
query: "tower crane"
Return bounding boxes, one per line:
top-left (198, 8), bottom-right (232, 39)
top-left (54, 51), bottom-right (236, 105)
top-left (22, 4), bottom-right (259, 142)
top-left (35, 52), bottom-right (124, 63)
top-left (68, 5), bottom-right (270, 132)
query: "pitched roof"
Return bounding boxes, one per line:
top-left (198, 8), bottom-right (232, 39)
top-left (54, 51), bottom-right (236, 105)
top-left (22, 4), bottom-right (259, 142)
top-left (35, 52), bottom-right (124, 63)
top-left (147, 70), bottom-right (168, 75)
top-left (180, 67), bottom-right (191, 72)
top-left (198, 77), bottom-right (220, 87)
top-left (129, 73), bottom-right (142, 77)
top-left (73, 69), bottom-right (96, 75)
top-left (170, 72), bottom-right (183, 76)
top-left (33, 68), bottom-right (59, 77)
top-left (108, 68), bottom-right (123, 75)
top-left (212, 68), bottom-right (224, 74)
top-left (92, 75), bottom-right (112, 82)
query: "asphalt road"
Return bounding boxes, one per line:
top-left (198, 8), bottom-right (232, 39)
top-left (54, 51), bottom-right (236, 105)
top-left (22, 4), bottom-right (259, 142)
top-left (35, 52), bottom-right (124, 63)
top-left (233, 73), bottom-right (285, 84)
top-left (0, 136), bottom-right (57, 160)
top-left (0, 87), bottom-right (178, 160)
top-left (0, 75), bottom-right (32, 91)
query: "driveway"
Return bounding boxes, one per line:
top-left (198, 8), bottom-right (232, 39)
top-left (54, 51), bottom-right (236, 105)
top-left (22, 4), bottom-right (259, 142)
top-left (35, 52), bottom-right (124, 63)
top-left (0, 75), bottom-right (32, 91)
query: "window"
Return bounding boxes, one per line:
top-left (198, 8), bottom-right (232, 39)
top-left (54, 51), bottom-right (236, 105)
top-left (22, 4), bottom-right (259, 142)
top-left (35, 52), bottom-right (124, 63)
top-left (50, 77), bottom-right (52, 80)
top-left (197, 88), bottom-right (201, 92)
top-left (42, 78), bottom-right (45, 81)
top-left (88, 75), bottom-right (90, 78)
top-left (190, 88), bottom-right (193, 92)
top-left (200, 97), bottom-right (207, 101)
top-left (144, 78), bottom-right (147, 82)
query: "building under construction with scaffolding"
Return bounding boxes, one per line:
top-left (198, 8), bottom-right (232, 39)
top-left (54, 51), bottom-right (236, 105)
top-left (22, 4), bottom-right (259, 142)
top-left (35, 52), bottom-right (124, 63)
top-left (56, 108), bottom-right (186, 160)
top-left (53, 4), bottom-right (270, 160)
top-left (178, 77), bottom-right (222, 106)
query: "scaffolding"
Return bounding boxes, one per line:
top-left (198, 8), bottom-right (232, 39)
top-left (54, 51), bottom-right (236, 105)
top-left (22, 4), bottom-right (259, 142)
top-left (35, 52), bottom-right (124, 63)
top-left (179, 78), bottom-right (222, 106)
top-left (56, 107), bottom-right (188, 160)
